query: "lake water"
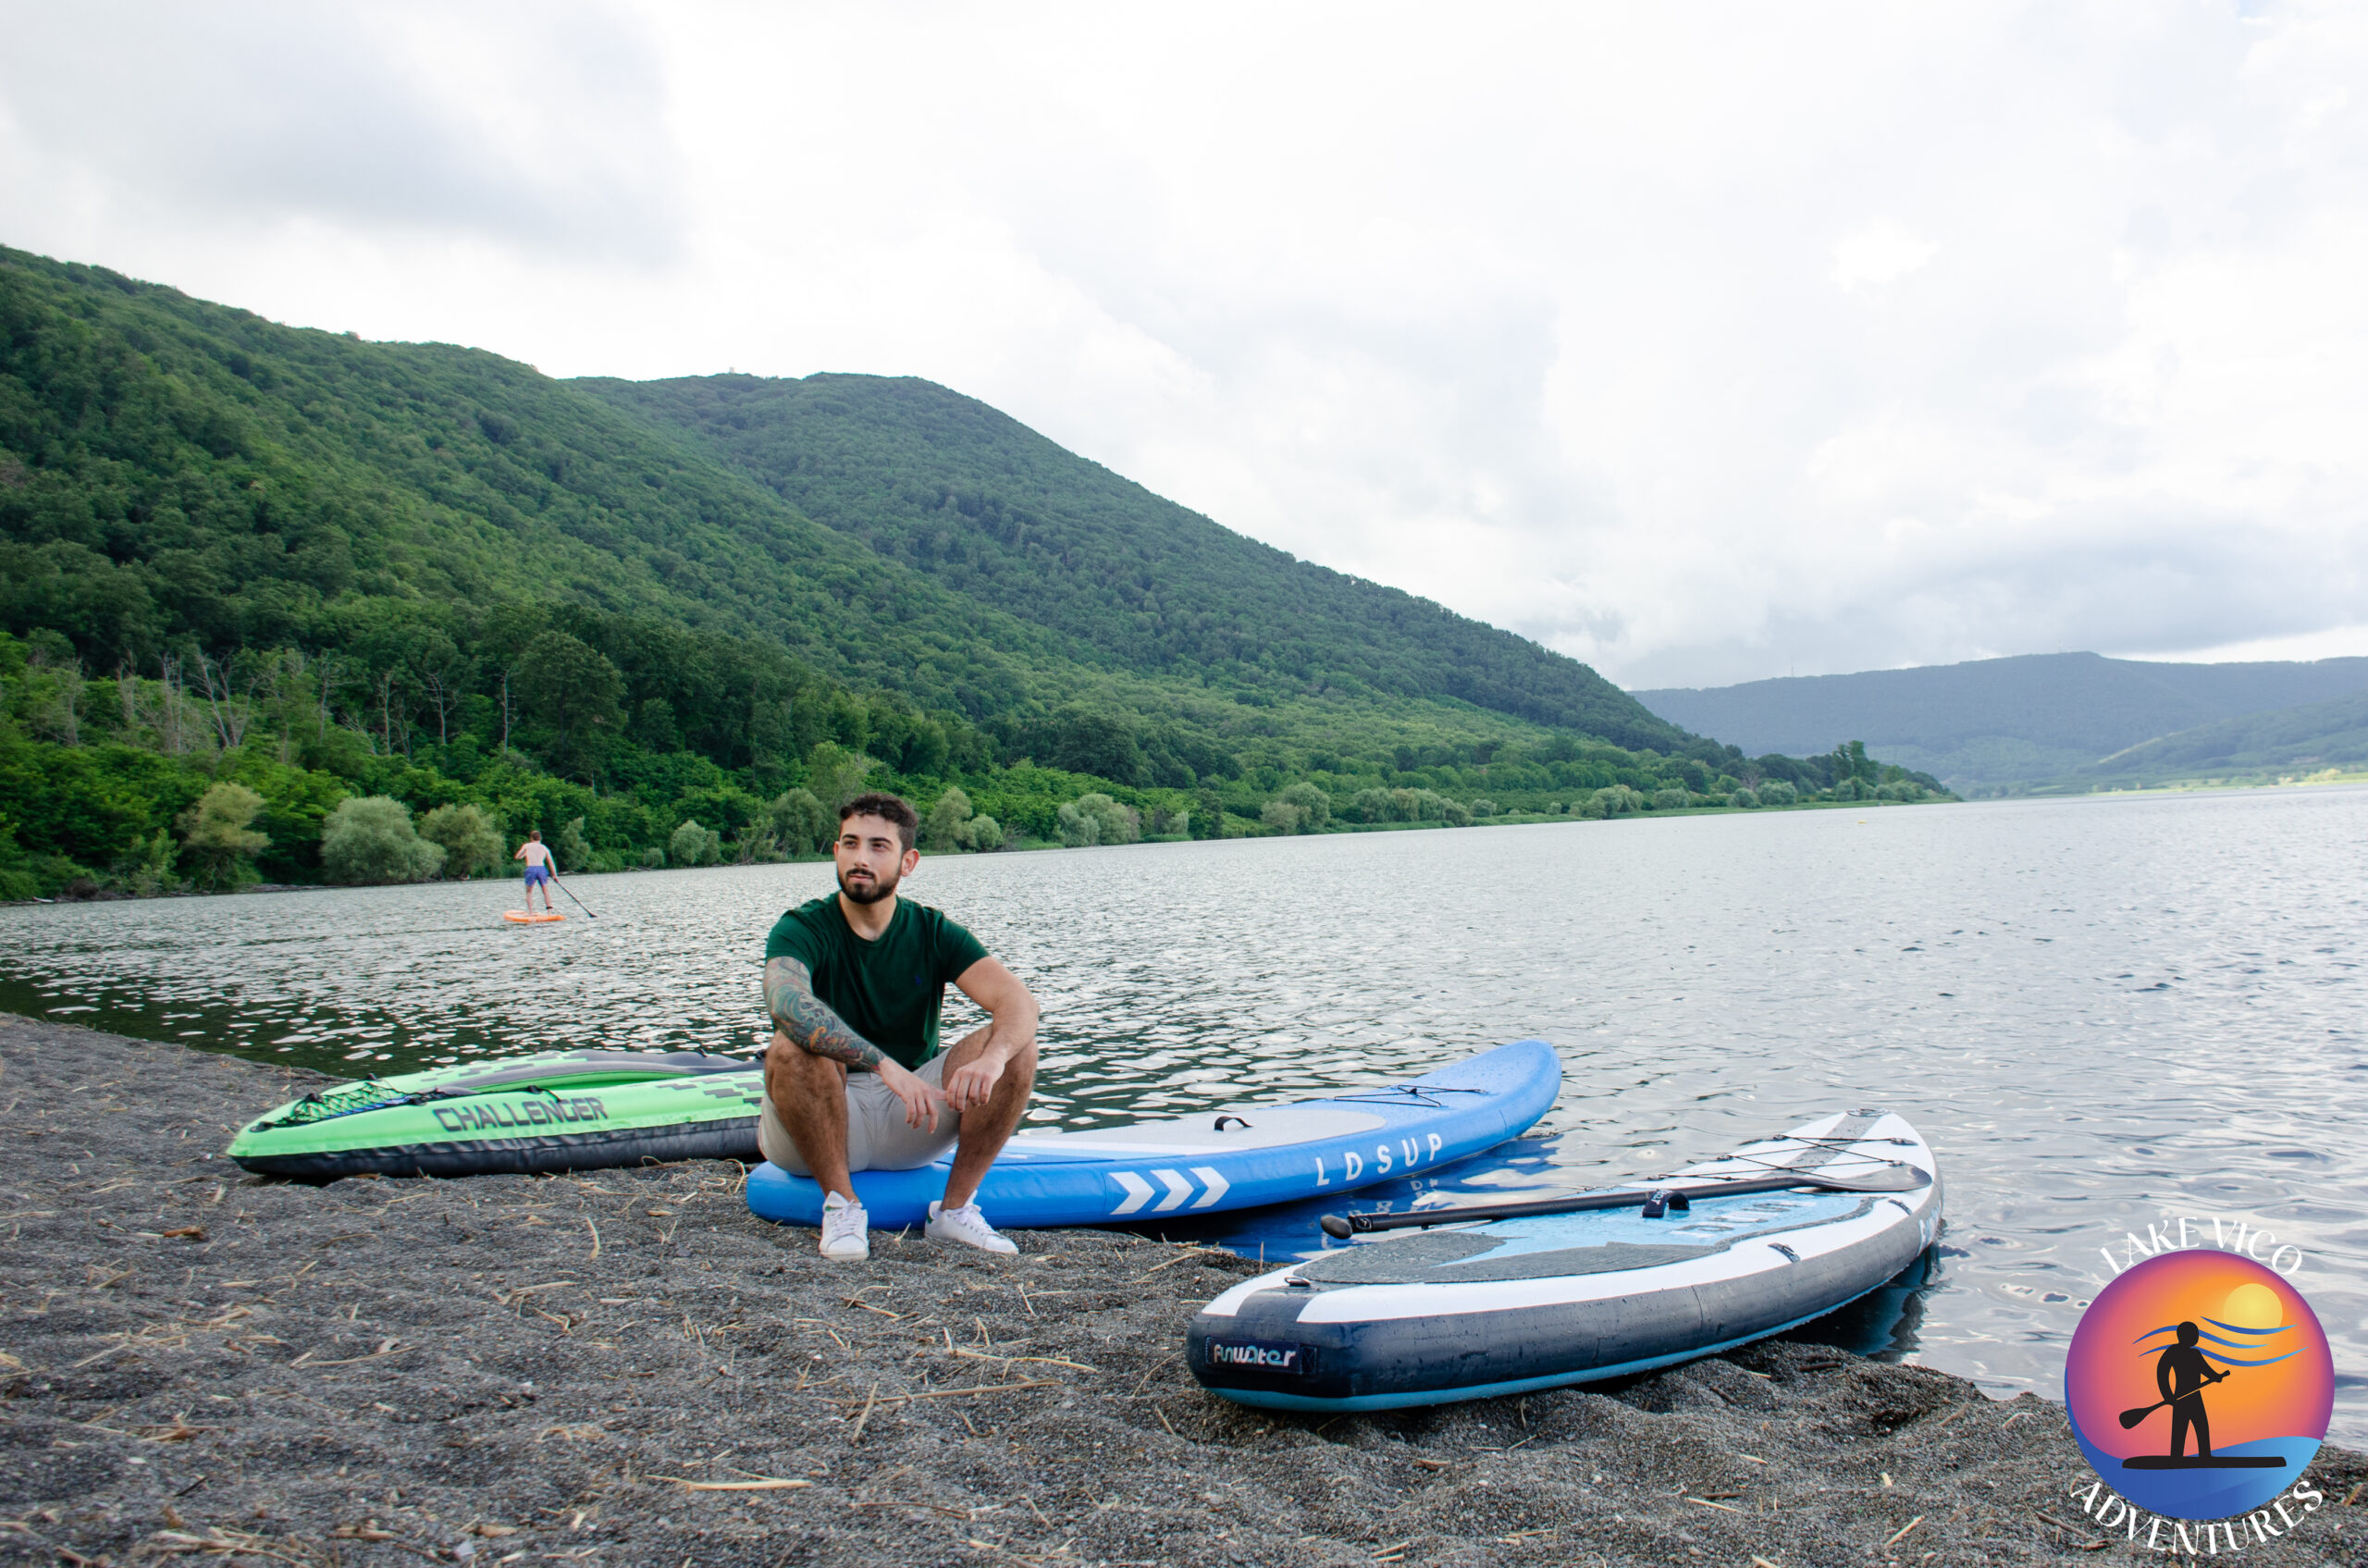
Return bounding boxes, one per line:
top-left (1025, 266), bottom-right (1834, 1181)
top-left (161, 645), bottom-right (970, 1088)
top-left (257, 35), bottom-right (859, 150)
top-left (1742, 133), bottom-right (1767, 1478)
top-left (3, 790), bottom-right (2363, 1440)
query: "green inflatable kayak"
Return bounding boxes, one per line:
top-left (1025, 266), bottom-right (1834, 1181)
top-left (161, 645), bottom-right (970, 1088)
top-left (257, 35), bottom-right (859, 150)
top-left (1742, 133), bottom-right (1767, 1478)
top-left (228, 1050), bottom-right (763, 1180)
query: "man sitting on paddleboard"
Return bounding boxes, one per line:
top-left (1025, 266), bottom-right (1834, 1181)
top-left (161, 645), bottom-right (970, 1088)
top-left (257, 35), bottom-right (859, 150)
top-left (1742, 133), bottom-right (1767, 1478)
top-left (513, 830), bottom-right (558, 915)
top-left (760, 793), bottom-right (1040, 1261)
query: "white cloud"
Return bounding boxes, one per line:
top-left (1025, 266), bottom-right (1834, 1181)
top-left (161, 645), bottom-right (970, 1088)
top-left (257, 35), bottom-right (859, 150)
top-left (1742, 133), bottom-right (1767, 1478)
top-left (2122, 624), bottom-right (2368, 665)
top-left (1831, 220), bottom-right (1940, 292)
top-left (5, 1), bottom-right (2367, 689)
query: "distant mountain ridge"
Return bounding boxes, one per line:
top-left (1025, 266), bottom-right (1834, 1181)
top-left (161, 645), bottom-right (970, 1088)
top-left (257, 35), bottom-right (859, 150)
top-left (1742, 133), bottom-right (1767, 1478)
top-left (2078, 690), bottom-right (2368, 783)
top-left (1634, 652), bottom-right (2368, 787)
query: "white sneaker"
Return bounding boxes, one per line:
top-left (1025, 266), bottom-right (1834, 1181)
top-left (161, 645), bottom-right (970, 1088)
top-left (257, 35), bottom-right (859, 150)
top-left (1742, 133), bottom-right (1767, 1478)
top-left (819, 1191), bottom-right (869, 1261)
top-left (927, 1199), bottom-right (1018, 1255)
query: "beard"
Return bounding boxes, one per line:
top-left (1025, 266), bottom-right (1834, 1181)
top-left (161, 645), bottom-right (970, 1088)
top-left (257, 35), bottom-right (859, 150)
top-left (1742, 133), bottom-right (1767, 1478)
top-left (837, 864), bottom-right (901, 906)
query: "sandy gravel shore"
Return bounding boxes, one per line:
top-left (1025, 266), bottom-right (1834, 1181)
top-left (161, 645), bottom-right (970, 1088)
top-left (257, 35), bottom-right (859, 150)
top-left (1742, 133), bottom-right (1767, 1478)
top-left (1, 1015), bottom-right (2359, 1567)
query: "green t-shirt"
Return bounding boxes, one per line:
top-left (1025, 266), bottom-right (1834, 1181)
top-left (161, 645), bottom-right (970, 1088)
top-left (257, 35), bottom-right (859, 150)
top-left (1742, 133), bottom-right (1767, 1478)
top-left (763, 895), bottom-right (990, 1070)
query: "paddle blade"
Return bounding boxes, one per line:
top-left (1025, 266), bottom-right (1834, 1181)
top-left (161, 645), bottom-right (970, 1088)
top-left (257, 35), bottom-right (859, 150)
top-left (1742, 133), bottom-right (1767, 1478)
top-left (2118, 1404), bottom-right (2158, 1430)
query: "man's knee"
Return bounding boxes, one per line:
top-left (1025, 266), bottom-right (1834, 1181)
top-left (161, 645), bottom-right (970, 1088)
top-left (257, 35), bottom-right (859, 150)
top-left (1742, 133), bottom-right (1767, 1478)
top-left (979, 1040), bottom-right (1037, 1112)
top-left (768, 1036), bottom-right (846, 1097)
top-left (1002, 1039), bottom-right (1039, 1091)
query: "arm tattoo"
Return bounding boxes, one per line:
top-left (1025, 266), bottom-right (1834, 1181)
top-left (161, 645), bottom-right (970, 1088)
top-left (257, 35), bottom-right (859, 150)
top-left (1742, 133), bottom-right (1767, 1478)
top-left (764, 957), bottom-right (885, 1069)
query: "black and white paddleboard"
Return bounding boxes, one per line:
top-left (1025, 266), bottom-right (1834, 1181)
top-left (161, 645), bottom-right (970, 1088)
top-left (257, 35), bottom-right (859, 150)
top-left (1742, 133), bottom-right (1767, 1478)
top-left (1188, 1109), bottom-right (1942, 1412)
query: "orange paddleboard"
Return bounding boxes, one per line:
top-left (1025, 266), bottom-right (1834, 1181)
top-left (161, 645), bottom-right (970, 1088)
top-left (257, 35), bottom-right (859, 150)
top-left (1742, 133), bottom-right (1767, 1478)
top-left (503, 910), bottom-right (565, 924)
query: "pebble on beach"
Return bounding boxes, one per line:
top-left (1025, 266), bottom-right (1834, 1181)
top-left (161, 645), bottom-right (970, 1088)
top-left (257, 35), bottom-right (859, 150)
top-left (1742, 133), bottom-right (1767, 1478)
top-left (1, 1015), bottom-right (2360, 1567)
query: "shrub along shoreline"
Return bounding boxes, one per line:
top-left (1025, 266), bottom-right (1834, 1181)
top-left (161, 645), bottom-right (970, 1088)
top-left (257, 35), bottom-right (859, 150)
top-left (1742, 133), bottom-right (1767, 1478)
top-left (0, 628), bottom-right (1951, 902)
top-left (4, 785), bottom-right (1952, 907)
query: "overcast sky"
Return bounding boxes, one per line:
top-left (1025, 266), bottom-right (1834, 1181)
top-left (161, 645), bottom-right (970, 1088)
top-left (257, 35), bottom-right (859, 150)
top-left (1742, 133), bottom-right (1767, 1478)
top-left (5, 2), bottom-right (2364, 689)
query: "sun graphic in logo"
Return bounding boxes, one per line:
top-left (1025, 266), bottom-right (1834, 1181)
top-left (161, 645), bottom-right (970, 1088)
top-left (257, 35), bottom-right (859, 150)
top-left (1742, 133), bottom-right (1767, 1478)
top-left (2065, 1251), bottom-right (2334, 1521)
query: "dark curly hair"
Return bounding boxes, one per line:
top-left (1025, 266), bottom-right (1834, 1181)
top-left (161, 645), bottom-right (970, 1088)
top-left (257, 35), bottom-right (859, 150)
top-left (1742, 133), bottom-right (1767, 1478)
top-left (838, 792), bottom-right (919, 852)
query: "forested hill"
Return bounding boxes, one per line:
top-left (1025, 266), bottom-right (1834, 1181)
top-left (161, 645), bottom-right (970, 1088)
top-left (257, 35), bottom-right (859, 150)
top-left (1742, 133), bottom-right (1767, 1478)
top-left (0, 242), bottom-right (1945, 900)
top-left (0, 248), bottom-right (1089, 719)
top-left (578, 373), bottom-right (1684, 753)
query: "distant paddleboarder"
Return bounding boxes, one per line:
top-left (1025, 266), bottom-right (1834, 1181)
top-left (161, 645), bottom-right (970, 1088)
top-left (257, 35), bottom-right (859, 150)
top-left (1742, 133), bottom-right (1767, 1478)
top-left (513, 830), bottom-right (559, 916)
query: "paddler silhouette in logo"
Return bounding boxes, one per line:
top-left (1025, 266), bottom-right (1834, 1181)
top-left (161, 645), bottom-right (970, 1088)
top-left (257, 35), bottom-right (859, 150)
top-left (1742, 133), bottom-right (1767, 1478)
top-left (2064, 1249), bottom-right (2334, 1520)
top-left (2125, 1321), bottom-right (2229, 1465)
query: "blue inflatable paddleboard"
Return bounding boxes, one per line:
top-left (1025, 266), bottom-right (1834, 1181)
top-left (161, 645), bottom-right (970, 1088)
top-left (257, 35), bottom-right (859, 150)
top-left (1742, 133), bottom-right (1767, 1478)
top-left (744, 1039), bottom-right (1561, 1231)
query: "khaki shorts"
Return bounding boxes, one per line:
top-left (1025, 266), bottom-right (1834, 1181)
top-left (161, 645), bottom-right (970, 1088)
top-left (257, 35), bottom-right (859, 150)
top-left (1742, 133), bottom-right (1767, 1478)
top-left (758, 1053), bottom-right (959, 1174)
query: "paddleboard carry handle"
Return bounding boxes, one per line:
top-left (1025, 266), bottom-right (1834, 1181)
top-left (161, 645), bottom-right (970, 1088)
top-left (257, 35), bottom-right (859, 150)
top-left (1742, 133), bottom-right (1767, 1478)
top-left (1215, 1114), bottom-right (1252, 1131)
top-left (1319, 1165), bottom-right (1930, 1237)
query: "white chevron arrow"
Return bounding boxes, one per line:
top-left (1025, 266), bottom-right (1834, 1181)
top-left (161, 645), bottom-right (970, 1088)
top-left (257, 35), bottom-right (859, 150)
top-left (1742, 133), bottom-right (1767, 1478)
top-left (1110, 1171), bottom-right (1155, 1216)
top-left (1188, 1167), bottom-right (1229, 1208)
top-left (1151, 1168), bottom-right (1194, 1212)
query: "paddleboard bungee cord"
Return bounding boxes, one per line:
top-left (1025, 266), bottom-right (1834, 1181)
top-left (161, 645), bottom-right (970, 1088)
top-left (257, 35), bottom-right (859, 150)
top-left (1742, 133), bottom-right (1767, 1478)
top-left (1319, 1161), bottom-right (1932, 1237)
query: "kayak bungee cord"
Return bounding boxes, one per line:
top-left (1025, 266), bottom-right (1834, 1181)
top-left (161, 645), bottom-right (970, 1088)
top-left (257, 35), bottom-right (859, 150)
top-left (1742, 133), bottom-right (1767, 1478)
top-left (253, 1079), bottom-right (578, 1131)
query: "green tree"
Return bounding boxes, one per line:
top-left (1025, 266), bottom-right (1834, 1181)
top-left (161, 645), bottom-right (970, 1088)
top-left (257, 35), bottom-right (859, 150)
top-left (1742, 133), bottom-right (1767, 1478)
top-left (767, 788), bottom-right (832, 855)
top-left (1277, 781), bottom-right (1331, 830)
top-left (923, 785), bottom-right (976, 852)
top-left (513, 630), bottom-right (623, 779)
top-left (554, 815), bottom-right (593, 871)
top-left (1193, 788), bottom-right (1227, 840)
top-left (1044, 709), bottom-right (1148, 785)
top-left (1055, 799), bottom-right (1100, 847)
top-left (1829, 739), bottom-right (1876, 785)
top-left (1390, 786), bottom-right (1447, 821)
top-left (419, 804), bottom-right (505, 879)
top-left (177, 782), bottom-right (268, 892)
top-left (668, 817), bottom-right (722, 867)
top-left (113, 827), bottom-right (180, 895)
top-left (1056, 792), bottom-right (1139, 847)
top-left (805, 743), bottom-right (877, 809)
top-left (1591, 784), bottom-right (1646, 816)
top-left (321, 796), bottom-right (445, 883)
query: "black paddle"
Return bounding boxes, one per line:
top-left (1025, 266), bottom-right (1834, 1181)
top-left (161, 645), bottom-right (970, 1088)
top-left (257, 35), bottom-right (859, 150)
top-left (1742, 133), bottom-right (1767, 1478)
top-left (1318, 1165), bottom-right (1931, 1239)
top-left (2119, 1370), bottom-right (2230, 1430)
top-left (550, 873), bottom-right (598, 920)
